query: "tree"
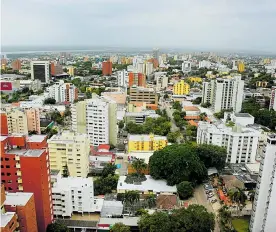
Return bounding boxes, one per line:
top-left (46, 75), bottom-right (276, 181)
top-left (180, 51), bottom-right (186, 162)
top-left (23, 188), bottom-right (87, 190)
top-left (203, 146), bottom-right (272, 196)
top-left (164, 93), bottom-right (169, 99)
top-left (118, 120), bottom-right (124, 129)
top-left (46, 221), bottom-right (69, 232)
top-left (85, 91), bottom-right (92, 99)
top-left (218, 206), bottom-right (234, 232)
top-left (172, 101), bottom-right (182, 111)
top-left (94, 174), bottom-right (119, 195)
top-left (139, 211), bottom-right (172, 232)
top-left (248, 190), bottom-right (255, 202)
top-left (111, 223), bottom-right (130, 232)
top-left (167, 131), bottom-right (180, 143)
top-left (201, 102), bottom-right (211, 108)
top-left (132, 159), bottom-right (147, 175)
top-left (177, 181), bottom-right (194, 199)
top-left (228, 188), bottom-right (247, 216)
top-left (199, 112), bottom-right (207, 121)
top-left (101, 163), bottom-right (117, 178)
top-left (71, 78), bottom-right (82, 87)
top-left (192, 97), bottom-right (202, 104)
top-left (145, 194), bottom-right (156, 208)
top-left (44, 98), bottom-right (56, 104)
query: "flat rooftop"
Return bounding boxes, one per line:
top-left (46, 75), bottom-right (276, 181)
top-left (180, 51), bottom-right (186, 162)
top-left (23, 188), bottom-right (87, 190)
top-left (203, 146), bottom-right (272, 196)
top-left (98, 217), bottom-right (139, 226)
top-left (27, 135), bottom-right (47, 143)
top-left (52, 177), bottom-right (93, 191)
top-left (1, 212), bottom-right (16, 227)
top-left (235, 113), bottom-right (253, 118)
top-left (5, 192), bottom-right (33, 206)
top-left (6, 149), bottom-right (45, 157)
top-left (128, 134), bottom-right (167, 141)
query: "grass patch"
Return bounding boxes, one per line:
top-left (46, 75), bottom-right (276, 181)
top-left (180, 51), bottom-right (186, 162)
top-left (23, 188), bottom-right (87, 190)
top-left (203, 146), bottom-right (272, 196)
top-left (232, 218), bottom-right (249, 232)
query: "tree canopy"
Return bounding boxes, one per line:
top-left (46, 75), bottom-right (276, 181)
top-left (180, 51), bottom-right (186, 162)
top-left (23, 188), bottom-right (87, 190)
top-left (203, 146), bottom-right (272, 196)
top-left (172, 101), bottom-right (182, 111)
top-left (177, 181), bottom-right (194, 199)
top-left (111, 223), bottom-right (131, 232)
top-left (46, 221), bottom-right (69, 232)
top-left (44, 98), bottom-right (56, 105)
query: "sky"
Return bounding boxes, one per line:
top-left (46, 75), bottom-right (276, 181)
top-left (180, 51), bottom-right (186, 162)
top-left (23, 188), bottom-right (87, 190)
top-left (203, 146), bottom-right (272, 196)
top-left (1, 0), bottom-right (276, 52)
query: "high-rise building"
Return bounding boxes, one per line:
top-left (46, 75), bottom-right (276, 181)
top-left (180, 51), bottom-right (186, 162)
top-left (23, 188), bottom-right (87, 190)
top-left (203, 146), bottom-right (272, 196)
top-left (11, 59), bottom-right (21, 71)
top-left (269, 86), bottom-right (276, 111)
top-left (6, 108), bottom-right (28, 135)
top-left (136, 62), bottom-right (145, 74)
top-left (197, 118), bottom-right (260, 163)
top-left (250, 134), bottom-right (276, 232)
top-left (1, 134), bottom-right (53, 232)
top-left (68, 66), bottom-right (75, 77)
top-left (71, 97), bottom-right (117, 146)
top-left (182, 61), bottom-right (191, 73)
top-left (129, 87), bottom-right (158, 104)
top-left (31, 61), bottom-right (51, 84)
top-left (4, 192), bottom-right (38, 232)
top-left (52, 177), bottom-right (101, 218)
top-left (153, 48), bottom-right (159, 60)
top-left (199, 60), bottom-right (211, 69)
top-left (47, 131), bottom-right (90, 178)
top-left (173, 80), bottom-right (190, 95)
top-left (50, 61), bottom-right (63, 76)
top-left (201, 75), bottom-right (244, 113)
top-left (102, 61), bottom-right (112, 76)
top-left (145, 62), bottom-right (154, 76)
top-left (128, 72), bottom-right (146, 87)
top-left (25, 108), bottom-right (41, 134)
top-left (117, 69), bottom-right (128, 88)
top-left (238, 61), bottom-right (245, 72)
top-left (0, 113), bottom-right (9, 135)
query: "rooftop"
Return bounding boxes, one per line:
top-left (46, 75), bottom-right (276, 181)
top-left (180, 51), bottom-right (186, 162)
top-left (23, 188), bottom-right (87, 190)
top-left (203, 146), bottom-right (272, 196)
top-left (52, 177), bottom-right (93, 191)
top-left (235, 113), bottom-right (253, 118)
top-left (128, 134), bottom-right (167, 141)
top-left (27, 135), bottom-right (47, 143)
top-left (56, 219), bottom-right (97, 229)
top-left (1, 212), bottom-right (16, 227)
top-left (117, 175), bottom-right (177, 193)
top-left (6, 149), bottom-right (45, 157)
top-left (5, 192), bottom-right (33, 206)
top-left (98, 217), bottom-right (139, 227)
top-left (184, 106), bottom-right (200, 111)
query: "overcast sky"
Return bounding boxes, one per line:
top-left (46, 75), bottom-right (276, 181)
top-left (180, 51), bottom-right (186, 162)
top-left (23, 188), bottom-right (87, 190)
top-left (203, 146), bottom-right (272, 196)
top-left (2, 0), bottom-right (276, 52)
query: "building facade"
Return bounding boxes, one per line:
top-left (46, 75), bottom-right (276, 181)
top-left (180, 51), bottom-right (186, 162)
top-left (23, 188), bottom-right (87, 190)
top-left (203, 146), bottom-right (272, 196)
top-left (117, 69), bottom-right (128, 88)
top-left (47, 131), bottom-right (90, 178)
top-left (129, 87), bottom-right (158, 104)
top-left (128, 72), bottom-right (146, 87)
top-left (173, 80), bottom-right (190, 95)
top-left (102, 61), bottom-right (112, 76)
top-left (25, 108), bottom-right (41, 134)
top-left (11, 59), bottom-right (21, 71)
top-left (269, 86), bottom-right (276, 110)
top-left (6, 108), bottom-right (28, 135)
top-left (250, 134), bottom-right (276, 232)
top-left (31, 61), bottom-right (51, 84)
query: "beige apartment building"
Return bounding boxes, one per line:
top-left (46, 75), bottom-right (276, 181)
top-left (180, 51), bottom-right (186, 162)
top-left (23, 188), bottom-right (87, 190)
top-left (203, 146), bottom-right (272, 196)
top-left (25, 108), bottom-right (41, 134)
top-left (6, 108), bottom-right (28, 134)
top-left (47, 131), bottom-right (90, 178)
top-left (129, 87), bottom-right (158, 104)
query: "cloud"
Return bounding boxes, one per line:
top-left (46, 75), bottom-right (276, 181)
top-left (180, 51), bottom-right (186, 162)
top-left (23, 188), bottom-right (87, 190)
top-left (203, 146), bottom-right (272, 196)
top-left (1, 0), bottom-right (276, 52)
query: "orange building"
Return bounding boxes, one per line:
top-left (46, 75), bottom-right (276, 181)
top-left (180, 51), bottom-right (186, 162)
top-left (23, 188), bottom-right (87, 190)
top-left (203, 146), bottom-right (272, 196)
top-left (1, 212), bottom-right (19, 232)
top-left (11, 60), bottom-right (21, 71)
top-left (128, 72), bottom-right (146, 87)
top-left (0, 113), bottom-right (8, 135)
top-left (102, 61), bottom-right (112, 75)
top-left (4, 192), bottom-right (38, 232)
top-left (1, 135), bottom-right (53, 232)
top-left (25, 108), bottom-right (41, 134)
top-left (148, 58), bottom-right (158, 68)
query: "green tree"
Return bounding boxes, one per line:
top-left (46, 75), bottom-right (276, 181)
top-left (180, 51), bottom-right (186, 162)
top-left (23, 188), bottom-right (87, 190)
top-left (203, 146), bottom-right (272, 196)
top-left (192, 97), bottom-right (202, 104)
top-left (132, 159), bottom-right (147, 175)
top-left (46, 221), bottom-right (69, 232)
top-left (177, 181), bottom-right (194, 199)
top-left (94, 174), bottom-right (119, 195)
top-left (201, 102), bottom-right (211, 108)
top-left (101, 163), bottom-right (117, 178)
top-left (164, 93), bottom-right (169, 99)
top-left (86, 91), bottom-right (92, 99)
top-left (145, 194), bottom-right (156, 208)
top-left (228, 188), bottom-right (247, 216)
top-left (44, 98), bottom-right (56, 104)
top-left (167, 131), bottom-right (180, 143)
top-left (218, 206), bottom-right (234, 232)
top-left (71, 78), bottom-right (82, 87)
top-left (118, 120), bottom-right (124, 129)
top-left (139, 211), bottom-right (172, 232)
top-left (111, 223), bottom-right (130, 232)
top-left (172, 101), bottom-right (182, 111)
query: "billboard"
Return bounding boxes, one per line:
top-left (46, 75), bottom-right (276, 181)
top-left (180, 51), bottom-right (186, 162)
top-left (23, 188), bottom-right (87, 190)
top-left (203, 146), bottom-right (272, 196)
top-left (0, 82), bottom-right (12, 91)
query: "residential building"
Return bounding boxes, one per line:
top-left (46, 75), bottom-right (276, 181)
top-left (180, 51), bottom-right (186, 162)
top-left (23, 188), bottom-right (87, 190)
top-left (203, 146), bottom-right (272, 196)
top-left (125, 111), bottom-right (159, 124)
top-left (68, 66), bottom-right (75, 76)
top-left (0, 113), bottom-right (9, 135)
top-left (197, 121), bottom-right (260, 163)
top-left (145, 62), bottom-right (154, 76)
top-left (188, 77), bottom-right (202, 83)
top-left (155, 73), bottom-right (168, 89)
top-left (173, 80), bottom-right (190, 95)
top-left (102, 61), bottom-right (112, 76)
top-left (71, 97), bottom-right (117, 146)
top-left (25, 108), bottom-right (41, 134)
top-left (129, 87), bottom-right (158, 104)
top-left (128, 134), bottom-right (168, 152)
top-left (201, 75), bottom-right (244, 113)
top-left (128, 72), bottom-right (146, 87)
top-left (31, 61), bottom-right (51, 84)
top-left (153, 48), bottom-right (159, 60)
top-left (117, 69), bottom-right (128, 88)
top-left (269, 86), bottom-right (276, 110)
top-left (1, 212), bottom-right (19, 232)
top-left (136, 62), bottom-right (145, 74)
top-left (182, 61), bottom-right (191, 73)
top-left (238, 62), bottom-right (245, 72)
top-left (47, 131), bottom-right (90, 178)
top-left (6, 108), bottom-right (28, 135)
top-left (199, 60), bottom-right (211, 69)
top-left (47, 80), bottom-right (78, 103)
top-left (52, 177), bottom-right (102, 217)
top-left (250, 134), bottom-right (276, 232)
top-left (50, 61), bottom-right (63, 76)
top-left (1, 134), bottom-right (53, 232)
top-left (11, 59), bottom-right (21, 71)
top-left (4, 192), bottom-right (38, 232)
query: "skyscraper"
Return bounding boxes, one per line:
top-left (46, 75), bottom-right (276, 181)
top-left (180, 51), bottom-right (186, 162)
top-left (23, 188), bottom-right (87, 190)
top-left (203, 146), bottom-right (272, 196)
top-left (11, 59), bottom-right (21, 71)
top-left (250, 134), bottom-right (276, 232)
top-left (269, 86), bottom-right (276, 110)
top-left (31, 61), bottom-right (51, 84)
top-left (153, 48), bottom-right (159, 59)
top-left (102, 61), bottom-right (112, 76)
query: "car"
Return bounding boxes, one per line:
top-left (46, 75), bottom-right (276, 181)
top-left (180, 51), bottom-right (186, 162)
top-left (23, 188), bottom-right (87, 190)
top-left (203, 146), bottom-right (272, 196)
top-left (117, 156), bottom-right (124, 159)
top-left (211, 199), bottom-right (217, 203)
top-left (208, 193), bottom-right (214, 197)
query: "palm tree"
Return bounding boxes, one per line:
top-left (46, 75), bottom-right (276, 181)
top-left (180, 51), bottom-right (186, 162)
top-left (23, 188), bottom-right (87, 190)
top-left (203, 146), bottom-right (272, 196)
top-left (228, 188), bottom-right (247, 216)
top-left (124, 191), bottom-right (140, 214)
top-left (132, 159), bottom-right (147, 176)
top-left (145, 195), bottom-right (156, 208)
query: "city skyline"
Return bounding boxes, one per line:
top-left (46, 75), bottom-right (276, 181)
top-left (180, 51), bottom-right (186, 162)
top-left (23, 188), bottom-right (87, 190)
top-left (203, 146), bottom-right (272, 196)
top-left (2, 0), bottom-right (276, 53)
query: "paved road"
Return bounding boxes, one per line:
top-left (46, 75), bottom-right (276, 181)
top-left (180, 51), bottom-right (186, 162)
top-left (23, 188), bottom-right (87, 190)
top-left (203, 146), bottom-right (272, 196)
top-left (115, 153), bottom-right (128, 176)
top-left (194, 185), bottom-right (220, 232)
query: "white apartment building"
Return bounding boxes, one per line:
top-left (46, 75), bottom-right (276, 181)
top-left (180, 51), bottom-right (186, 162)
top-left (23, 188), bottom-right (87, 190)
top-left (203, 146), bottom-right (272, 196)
top-left (145, 62), bottom-right (154, 76)
top-left (202, 75), bottom-right (244, 113)
top-left (47, 131), bottom-right (90, 178)
top-left (199, 60), bottom-right (211, 69)
top-left (197, 121), bottom-right (260, 163)
top-left (136, 62), bottom-right (145, 74)
top-left (52, 177), bottom-right (102, 217)
top-left (250, 134), bottom-right (276, 232)
top-left (31, 61), bottom-right (50, 84)
top-left (71, 97), bottom-right (117, 146)
top-left (47, 80), bottom-right (78, 103)
top-left (117, 69), bottom-right (128, 88)
top-left (182, 61), bottom-right (191, 73)
top-left (269, 86), bottom-right (276, 110)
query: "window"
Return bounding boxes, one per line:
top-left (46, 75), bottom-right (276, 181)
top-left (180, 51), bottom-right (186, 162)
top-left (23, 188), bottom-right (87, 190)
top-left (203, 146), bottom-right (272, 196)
top-left (6, 165), bottom-right (10, 168)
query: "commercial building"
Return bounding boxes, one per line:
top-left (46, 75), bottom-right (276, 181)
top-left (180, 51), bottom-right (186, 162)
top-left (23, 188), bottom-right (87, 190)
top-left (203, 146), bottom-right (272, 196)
top-left (11, 59), bottom-right (21, 71)
top-left (50, 61), bottom-right (63, 76)
top-left (173, 80), bottom-right (190, 95)
top-left (128, 72), bottom-right (146, 87)
top-left (250, 134), bottom-right (276, 232)
top-left (1, 134), bottom-right (53, 232)
top-left (52, 177), bottom-right (102, 217)
top-left (102, 61), bottom-right (112, 76)
top-left (269, 86), bottom-right (276, 110)
top-left (4, 192), bottom-right (38, 232)
top-left (47, 80), bottom-right (78, 103)
top-left (47, 131), bottom-right (90, 178)
top-left (117, 69), bottom-right (128, 88)
top-left (31, 61), bottom-right (51, 84)
top-left (125, 111), bottom-right (159, 124)
top-left (202, 75), bottom-right (244, 113)
top-left (128, 134), bottom-right (168, 152)
top-left (129, 87), bottom-right (158, 104)
top-left (197, 121), bottom-right (260, 163)
top-left (238, 62), bottom-right (245, 72)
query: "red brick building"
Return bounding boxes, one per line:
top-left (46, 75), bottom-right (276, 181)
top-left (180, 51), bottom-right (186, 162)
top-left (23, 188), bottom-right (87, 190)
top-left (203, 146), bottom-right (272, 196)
top-left (1, 135), bottom-right (53, 232)
top-left (0, 113), bottom-right (8, 135)
top-left (128, 72), bottom-right (146, 87)
top-left (11, 60), bottom-right (21, 71)
top-left (102, 61), bottom-right (112, 76)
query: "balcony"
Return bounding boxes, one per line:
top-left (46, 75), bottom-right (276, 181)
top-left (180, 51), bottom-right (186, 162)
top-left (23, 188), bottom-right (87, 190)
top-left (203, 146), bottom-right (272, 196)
top-left (18, 185), bottom-right (23, 191)
top-left (17, 178), bottom-right (22, 184)
top-left (16, 163), bottom-right (21, 169)
top-left (16, 171), bottom-right (22, 176)
top-left (15, 156), bottom-right (20, 161)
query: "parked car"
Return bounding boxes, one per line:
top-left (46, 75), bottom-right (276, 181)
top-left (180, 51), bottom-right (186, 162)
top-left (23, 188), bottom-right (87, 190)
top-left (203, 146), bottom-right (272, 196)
top-left (211, 199), bottom-right (217, 203)
top-left (117, 156), bottom-right (124, 159)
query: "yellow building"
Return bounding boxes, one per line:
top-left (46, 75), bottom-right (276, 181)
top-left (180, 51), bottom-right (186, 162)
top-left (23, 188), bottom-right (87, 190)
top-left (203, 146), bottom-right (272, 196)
top-left (188, 77), bottom-right (202, 83)
top-left (128, 134), bottom-right (168, 152)
top-left (47, 131), bottom-right (90, 178)
top-left (68, 66), bottom-right (75, 76)
top-left (238, 62), bottom-right (245, 72)
top-left (173, 80), bottom-right (190, 95)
